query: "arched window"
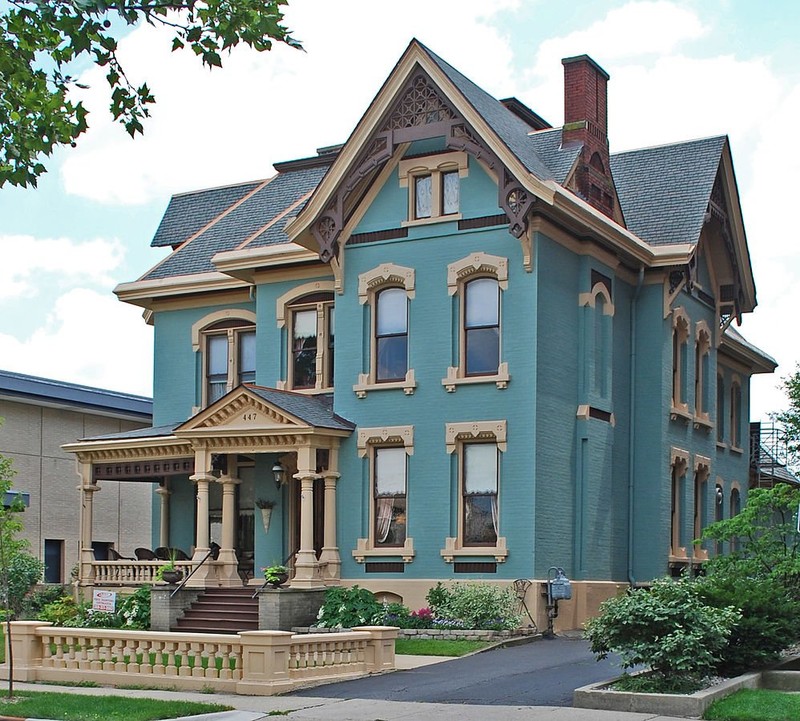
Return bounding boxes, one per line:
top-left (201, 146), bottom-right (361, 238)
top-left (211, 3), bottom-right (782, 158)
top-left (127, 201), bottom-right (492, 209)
top-left (193, 313), bottom-right (256, 406)
top-left (716, 373), bottom-right (725, 443)
top-left (375, 287), bottom-right (408, 382)
top-left (464, 278), bottom-right (500, 376)
top-left (730, 380), bottom-right (742, 448)
top-left (671, 309), bottom-right (690, 414)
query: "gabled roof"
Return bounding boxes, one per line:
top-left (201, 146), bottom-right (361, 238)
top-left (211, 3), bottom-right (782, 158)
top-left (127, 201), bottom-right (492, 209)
top-left (721, 325), bottom-right (777, 374)
top-left (610, 136), bottom-right (727, 247)
top-left (245, 386), bottom-right (354, 432)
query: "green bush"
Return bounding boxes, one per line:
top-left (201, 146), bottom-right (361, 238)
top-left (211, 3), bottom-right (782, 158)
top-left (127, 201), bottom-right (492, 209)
top-left (584, 577), bottom-right (740, 690)
top-left (5, 552), bottom-right (43, 616)
top-left (696, 572), bottom-right (800, 675)
top-left (20, 584), bottom-right (69, 619)
top-left (39, 595), bottom-right (82, 626)
top-left (38, 587), bottom-right (152, 630)
top-left (315, 586), bottom-right (383, 628)
top-left (433, 582), bottom-right (521, 631)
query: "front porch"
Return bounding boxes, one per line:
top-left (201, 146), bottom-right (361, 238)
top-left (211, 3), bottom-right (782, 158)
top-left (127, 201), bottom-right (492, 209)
top-left (64, 385), bottom-right (355, 592)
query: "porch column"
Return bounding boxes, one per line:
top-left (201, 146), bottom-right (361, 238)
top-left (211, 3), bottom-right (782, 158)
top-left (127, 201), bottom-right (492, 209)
top-left (217, 475), bottom-right (241, 586)
top-left (319, 446), bottom-right (341, 581)
top-left (292, 445), bottom-right (321, 587)
top-left (77, 460), bottom-right (98, 586)
top-left (188, 447), bottom-right (216, 586)
top-left (155, 482), bottom-right (170, 548)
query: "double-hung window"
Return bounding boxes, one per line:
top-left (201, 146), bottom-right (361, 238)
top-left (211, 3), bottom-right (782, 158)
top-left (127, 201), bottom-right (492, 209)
top-left (399, 152), bottom-right (467, 225)
top-left (463, 443), bottom-right (499, 546)
top-left (374, 447), bottom-right (407, 547)
top-left (204, 322), bottom-right (256, 405)
top-left (464, 278), bottom-right (500, 376)
top-left (375, 287), bottom-right (408, 382)
top-left (287, 293), bottom-right (335, 390)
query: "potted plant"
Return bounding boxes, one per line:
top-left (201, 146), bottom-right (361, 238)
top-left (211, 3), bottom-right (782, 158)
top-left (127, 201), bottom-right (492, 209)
top-left (155, 551), bottom-right (183, 584)
top-left (256, 498), bottom-right (276, 533)
top-left (263, 563), bottom-right (289, 588)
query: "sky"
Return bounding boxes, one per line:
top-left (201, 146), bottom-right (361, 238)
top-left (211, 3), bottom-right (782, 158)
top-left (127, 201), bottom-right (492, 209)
top-left (0, 0), bottom-right (798, 422)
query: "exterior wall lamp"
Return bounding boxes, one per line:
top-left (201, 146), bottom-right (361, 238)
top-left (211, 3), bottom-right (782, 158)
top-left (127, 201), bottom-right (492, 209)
top-left (272, 461), bottom-right (286, 489)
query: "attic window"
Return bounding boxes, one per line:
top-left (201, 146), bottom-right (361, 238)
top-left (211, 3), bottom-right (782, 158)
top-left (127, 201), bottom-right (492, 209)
top-left (399, 152), bottom-right (467, 226)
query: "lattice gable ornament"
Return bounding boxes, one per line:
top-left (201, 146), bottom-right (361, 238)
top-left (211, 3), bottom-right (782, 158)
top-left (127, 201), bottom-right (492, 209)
top-left (311, 69), bottom-right (536, 263)
top-left (178, 389), bottom-right (306, 433)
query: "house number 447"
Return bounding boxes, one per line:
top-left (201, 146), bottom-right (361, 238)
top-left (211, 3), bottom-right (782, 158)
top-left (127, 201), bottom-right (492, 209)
top-left (242, 413), bottom-right (257, 421)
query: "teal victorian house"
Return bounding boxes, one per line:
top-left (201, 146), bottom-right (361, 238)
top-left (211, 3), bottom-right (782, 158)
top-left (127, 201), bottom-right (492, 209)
top-left (66, 41), bottom-right (775, 629)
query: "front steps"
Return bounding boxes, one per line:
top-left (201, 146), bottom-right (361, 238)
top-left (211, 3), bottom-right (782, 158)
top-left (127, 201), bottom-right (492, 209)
top-left (172, 587), bottom-right (259, 633)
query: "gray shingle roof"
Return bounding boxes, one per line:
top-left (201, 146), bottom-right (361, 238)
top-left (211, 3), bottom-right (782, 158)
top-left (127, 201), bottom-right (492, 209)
top-left (144, 165), bottom-right (328, 280)
top-left (610, 136), bottom-right (727, 247)
top-left (151, 181), bottom-right (263, 248)
top-left (80, 423), bottom-right (179, 442)
top-left (246, 385), bottom-right (354, 431)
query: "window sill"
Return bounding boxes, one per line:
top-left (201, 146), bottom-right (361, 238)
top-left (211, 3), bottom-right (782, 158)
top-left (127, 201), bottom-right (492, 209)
top-left (692, 414), bottom-right (713, 432)
top-left (716, 441), bottom-right (728, 451)
top-left (693, 548), bottom-right (709, 562)
top-left (275, 381), bottom-right (334, 395)
top-left (440, 536), bottom-right (508, 563)
top-left (353, 370), bottom-right (416, 399)
top-left (352, 538), bottom-right (414, 563)
top-left (730, 445), bottom-right (744, 455)
top-left (401, 213), bottom-right (462, 229)
top-left (669, 549), bottom-right (688, 563)
top-left (442, 363), bottom-right (509, 393)
top-left (669, 405), bottom-right (692, 423)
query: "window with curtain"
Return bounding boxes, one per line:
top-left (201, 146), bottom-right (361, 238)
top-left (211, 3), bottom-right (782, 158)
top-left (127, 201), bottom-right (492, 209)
top-left (375, 287), bottom-right (408, 382)
top-left (374, 447), bottom-right (407, 547)
top-left (464, 278), bottom-right (500, 376)
top-left (204, 322), bottom-right (256, 405)
top-left (287, 293), bottom-right (334, 391)
top-left (463, 443), bottom-right (498, 545)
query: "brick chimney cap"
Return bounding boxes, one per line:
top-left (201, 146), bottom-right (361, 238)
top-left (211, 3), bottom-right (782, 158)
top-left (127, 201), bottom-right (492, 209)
top-left (561, 54), bottom-right (610, 81)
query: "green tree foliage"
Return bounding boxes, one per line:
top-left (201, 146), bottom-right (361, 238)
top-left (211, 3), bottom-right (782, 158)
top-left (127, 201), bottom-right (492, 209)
top-left (701, 483), bottom-right (800, 595)
top-left (584, 578), bottom-right (740, 691)
top-left (0, 0), bottom-right (301, 188)
top-left (775, 365), bottom-right (800, 471)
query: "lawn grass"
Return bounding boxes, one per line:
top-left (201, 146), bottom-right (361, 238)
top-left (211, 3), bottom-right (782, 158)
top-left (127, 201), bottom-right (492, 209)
top-left (0, 690), bottom-right (233, 721)
top-left (704, 688), bottom-right (800, 721)
top-left (395, 637), bottom-right (490, 656)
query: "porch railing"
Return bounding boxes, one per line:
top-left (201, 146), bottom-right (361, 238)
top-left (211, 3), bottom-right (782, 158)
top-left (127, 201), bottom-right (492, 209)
top-left (89, 560), bottom-right (196, 586)
top-left (2, 622), bottom-right (397, 695)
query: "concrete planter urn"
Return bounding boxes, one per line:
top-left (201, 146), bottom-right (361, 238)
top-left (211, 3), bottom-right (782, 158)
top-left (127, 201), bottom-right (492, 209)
top-left (160, 569), bottom-right (183, 584)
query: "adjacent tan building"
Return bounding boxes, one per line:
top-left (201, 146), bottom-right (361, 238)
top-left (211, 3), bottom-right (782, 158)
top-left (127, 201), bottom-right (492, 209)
top-left (0, 370), bottom-right (152, 584)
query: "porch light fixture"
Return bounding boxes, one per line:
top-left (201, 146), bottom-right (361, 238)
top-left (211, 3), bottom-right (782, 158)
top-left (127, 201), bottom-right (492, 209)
top-left (272, 461), bottom-right (286, 489)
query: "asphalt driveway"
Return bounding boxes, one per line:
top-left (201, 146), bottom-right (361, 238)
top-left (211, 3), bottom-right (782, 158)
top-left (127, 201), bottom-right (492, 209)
top-left (290, 636), bottom-right (624, 707)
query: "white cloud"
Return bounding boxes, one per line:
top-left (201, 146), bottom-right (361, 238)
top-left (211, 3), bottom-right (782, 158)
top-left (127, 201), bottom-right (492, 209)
top-left (0, 236), bottom-right (125, 301)
top-left (0, 289), bottom-right (153, 396)
top-left (60, 0), bottom-right (519, 203)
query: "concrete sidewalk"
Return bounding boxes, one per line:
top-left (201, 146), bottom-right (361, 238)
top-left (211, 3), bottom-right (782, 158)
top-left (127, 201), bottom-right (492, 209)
top-left (3, 652), bottom-right (694, 721)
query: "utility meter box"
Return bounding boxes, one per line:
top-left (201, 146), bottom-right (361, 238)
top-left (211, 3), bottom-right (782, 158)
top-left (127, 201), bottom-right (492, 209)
top-left (549, 570), bottom-right (572, 600)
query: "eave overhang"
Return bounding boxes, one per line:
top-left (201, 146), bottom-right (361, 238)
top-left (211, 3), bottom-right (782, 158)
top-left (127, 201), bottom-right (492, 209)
top-left (114, 272), bottom-right (248, 309)
top-left (719, 333), bottom-right (777, 375)
top-left (211, 243), bottom-right (322, 283)
top-left (62, 435), bottom-right (191, 463)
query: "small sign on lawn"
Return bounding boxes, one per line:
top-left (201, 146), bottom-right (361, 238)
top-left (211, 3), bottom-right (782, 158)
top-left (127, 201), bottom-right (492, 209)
top-left (92, 589), bottom-right (116, 613)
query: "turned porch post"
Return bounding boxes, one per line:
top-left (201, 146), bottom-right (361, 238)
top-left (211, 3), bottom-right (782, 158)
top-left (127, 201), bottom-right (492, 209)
top-left (155, 481), bottom-right (170, 548)
top-left (291, 444), bottom-right (321, 586)
top-left (188, 447), bottom-right (216, 586)
top-left (319, 445), bottom-right (341, 581)
top-left (217, 474), bottom-right (241, 586)
top-left (77, 460), bottom-right (98, 586)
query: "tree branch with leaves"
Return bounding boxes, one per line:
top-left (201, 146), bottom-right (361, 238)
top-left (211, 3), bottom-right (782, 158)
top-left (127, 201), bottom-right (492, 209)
top-left (0, 0), bottom-right (301, 187)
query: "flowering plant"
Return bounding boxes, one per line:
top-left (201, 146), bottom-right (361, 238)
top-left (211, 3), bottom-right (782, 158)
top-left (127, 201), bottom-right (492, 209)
top-left (263, 564), bottom-right (289, 584)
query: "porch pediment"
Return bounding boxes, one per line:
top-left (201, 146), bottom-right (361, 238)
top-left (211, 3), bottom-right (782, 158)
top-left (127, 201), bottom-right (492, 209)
top-left (174, 385), bottom-right (354, 442)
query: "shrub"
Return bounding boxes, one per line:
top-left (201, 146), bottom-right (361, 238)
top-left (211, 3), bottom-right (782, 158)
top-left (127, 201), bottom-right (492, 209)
top-left (379, 602), bottom-right (411, 627)
top-left (315, 586), bottom-right (383, 628)
top-left (5, 552), bottom-right (43, 616)
top-left (118, 586), bottom-right (152, 629)
top-left (433, 582), bottom-right (521, 631)
top-left (584, 577), bottom-right (740, 690)
top-left (696, 572), bottom-right (800, 675)
top-left (39, 595), bottom-right (83, 626)
top-left (20, 585), bottom-right (70, 620)
top-left (38, 586), bottom-right (152, 630)
top-left (425, 582), bottom-right (450, 617)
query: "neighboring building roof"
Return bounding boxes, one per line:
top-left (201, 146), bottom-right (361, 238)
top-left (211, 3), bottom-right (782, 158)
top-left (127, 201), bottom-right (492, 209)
top-left (246, 386), bottom-right (355, 431)
top-left (0, 369), bottom-right (152, 422)
top-left (610, 136), bottom-right (727, 247)
top-left (79, 423), bottom-right (180, 442)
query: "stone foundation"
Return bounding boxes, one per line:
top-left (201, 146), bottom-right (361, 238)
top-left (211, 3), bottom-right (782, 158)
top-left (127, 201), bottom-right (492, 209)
top-left (150, 586), bottom-right (201, 631)
top-left (259, 586), bottom-right (326, 631)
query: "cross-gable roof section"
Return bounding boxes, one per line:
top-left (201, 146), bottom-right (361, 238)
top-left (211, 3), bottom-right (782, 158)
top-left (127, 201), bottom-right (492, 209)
top-left (286, 39), bottom-right (566, 262)
top-left (175, 385), bottom-right (354, 438)
top-left (612, 135), bottom-right (756, 312)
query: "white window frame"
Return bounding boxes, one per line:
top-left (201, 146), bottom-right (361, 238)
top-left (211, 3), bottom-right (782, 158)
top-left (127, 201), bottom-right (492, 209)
top-left (398, 151), bottom-right (468, 226)
top-left (442, 252), bottom-right (510, 392)
top-left (353, 264), bottom-right (416, 398)
top-left (441, 421), bottom-right (508, 562)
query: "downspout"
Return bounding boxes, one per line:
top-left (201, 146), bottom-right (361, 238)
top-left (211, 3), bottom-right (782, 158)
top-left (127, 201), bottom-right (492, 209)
top-left (628, 266), bottom-right (645, 587)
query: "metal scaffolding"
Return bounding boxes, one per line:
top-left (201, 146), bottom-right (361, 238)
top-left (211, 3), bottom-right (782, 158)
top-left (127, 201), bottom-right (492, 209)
top-left (749, 422), bottom-right (798, 488)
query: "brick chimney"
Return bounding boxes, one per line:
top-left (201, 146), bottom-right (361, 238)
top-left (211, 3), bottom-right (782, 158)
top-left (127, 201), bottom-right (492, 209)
top-left (561, 55), bottom-right (621, 222)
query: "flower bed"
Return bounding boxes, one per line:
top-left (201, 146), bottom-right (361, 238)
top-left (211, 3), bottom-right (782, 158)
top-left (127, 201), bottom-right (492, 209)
top-left (294, 626), bottom-right (538, 642)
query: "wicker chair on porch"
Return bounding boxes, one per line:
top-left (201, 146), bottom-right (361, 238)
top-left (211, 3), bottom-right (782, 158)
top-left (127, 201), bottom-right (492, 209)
top-left (108, 548), bottom-right (135, 561)
top-left (134, 547), bottom-right (157, 561)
